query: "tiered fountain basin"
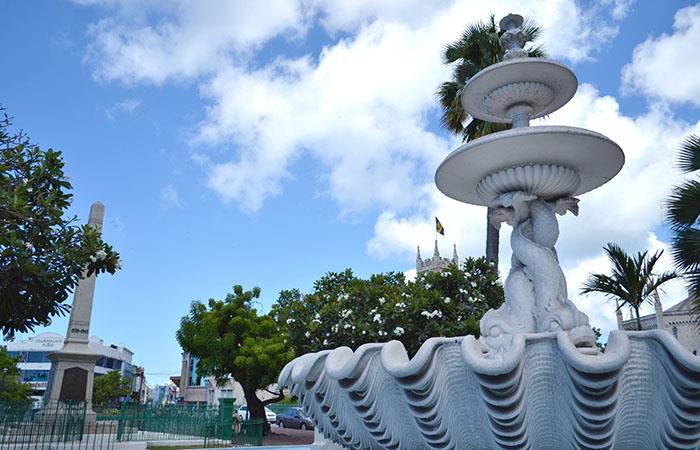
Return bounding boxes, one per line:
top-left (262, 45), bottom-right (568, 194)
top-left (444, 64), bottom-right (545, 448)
top-left (434, 126), bottom-right (624, 206)
top-left (279, 330), bottom-right (700, 449)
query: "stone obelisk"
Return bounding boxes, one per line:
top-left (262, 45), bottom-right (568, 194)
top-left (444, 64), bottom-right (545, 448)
top-left (45, 202), bottom-right (105, 418)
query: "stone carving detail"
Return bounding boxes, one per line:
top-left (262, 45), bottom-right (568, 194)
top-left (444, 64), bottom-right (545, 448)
top-left (476, 164), bottom-right (580, 204)
top-left (483, 81), bottom-right (554, 119)
top-left (480, 191), bottom-right (594, 356)
top-left (280, 331), bottom-right (700, 449)
top-left (499, 14), bottom-right (529, 60)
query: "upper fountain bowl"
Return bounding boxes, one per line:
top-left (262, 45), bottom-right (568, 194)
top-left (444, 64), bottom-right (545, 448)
top-left (461, 58), bottom-right (578, 123)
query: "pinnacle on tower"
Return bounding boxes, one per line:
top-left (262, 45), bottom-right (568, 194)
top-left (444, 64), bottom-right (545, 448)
top-left (433, 239), bottom-right (440, 258)
top-left (452, 244), bottom-right (458, 264)
top-left (416, 246), bottom-right (423, 267)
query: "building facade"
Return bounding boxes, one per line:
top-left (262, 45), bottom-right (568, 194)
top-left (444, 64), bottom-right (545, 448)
top-left (416, 241), bottom-right (458, 274)
top-left (4, 332), bottom-right (139, 406)
top-left (175, 352), bottom-right (279, 406)
top-left (617, 296), bottom-right (700, 355)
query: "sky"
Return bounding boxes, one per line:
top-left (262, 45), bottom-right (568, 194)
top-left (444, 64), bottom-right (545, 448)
top-left (1, 0), bottom-right (699, 386)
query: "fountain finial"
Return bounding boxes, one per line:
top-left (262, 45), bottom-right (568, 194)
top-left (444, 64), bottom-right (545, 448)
top-left (499, 13), bottom-right (528, 60)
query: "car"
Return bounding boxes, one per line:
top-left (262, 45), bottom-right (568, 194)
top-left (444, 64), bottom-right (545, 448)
top-left (276, 407), bottom-right (314, 431)
top-left (237, 405), bottom-right (277, 423)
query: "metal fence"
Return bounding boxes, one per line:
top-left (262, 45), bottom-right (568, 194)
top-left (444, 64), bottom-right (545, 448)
top-left (0, 402), bottom-right (117, 450)
top-left (1, 401), bottom-right (265, 449)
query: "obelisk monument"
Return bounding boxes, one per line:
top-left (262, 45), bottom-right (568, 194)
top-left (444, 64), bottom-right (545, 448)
top-left (45, 202), bottom-right (105, 417)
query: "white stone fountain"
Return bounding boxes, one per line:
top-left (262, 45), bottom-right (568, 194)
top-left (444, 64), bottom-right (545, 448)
top-left (280, 14), bottom-right (700, 449)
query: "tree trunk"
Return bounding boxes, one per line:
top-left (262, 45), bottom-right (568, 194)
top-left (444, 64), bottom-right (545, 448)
top-left (634, 307), bottom-right (642, 331)
top-left (242, 385), bottom-right (270, 434)
top-left (485, 207), bottom-right (500, 269)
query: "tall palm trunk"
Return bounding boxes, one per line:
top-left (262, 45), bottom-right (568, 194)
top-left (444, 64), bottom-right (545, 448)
top-left (485, 207), bottom-right (499, 269)
top-left (634, 306), bottom-right (642, 331)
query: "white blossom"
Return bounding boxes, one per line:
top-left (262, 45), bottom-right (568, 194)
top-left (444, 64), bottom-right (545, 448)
top-left (395, 302), bottom-right (406, 310)
top-left (341, 309), bottom-right (351, 319)
top-left (394, 327), bottom-right (405, 336)
top-left (94, 250), bottom-right (107, 261)
top-left (379, 297), bottom-right (385, 305)
top-left (286, 318), bottom-right (295, 324)
top-left (24, 242), bottom-right (34, 251)
top-left (304, 331), bottom-right (310, 338)
top-left (444, 297), bottom-right (451, 304)
top-left (373, 313), bottom-right (382, 323)
top-left (323, 339), bottom-right (329, 346)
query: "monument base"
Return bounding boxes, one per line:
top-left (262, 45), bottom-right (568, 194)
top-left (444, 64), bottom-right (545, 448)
top-left (46, 347), bottom-right (100, 418)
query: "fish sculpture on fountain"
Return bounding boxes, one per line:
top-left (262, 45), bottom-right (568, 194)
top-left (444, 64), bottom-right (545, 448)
top-left (279, 14), bottom-right (700, 450)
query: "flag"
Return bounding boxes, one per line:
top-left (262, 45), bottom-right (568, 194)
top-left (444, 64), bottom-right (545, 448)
top-left (435, 217), bottom-right (445, 235)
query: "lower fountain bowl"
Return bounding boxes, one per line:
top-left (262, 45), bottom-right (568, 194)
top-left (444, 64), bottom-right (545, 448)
top-left (435, 126), bottom-right (624, 206)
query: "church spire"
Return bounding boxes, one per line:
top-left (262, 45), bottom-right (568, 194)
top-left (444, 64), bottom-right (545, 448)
top-left (433, 239), bottom-right (440, 258)
top-left (452, 244), bottom-right (458, 264)
top-left (416, 246), bottom-right (423, 269)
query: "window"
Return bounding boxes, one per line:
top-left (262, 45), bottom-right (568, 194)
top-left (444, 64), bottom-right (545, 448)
top-left (672, 325), bottom-right (678, 339)
top-left (26, 352), bottom-right (50, 363)
top-left (20, 370), bottom-right (49, 382)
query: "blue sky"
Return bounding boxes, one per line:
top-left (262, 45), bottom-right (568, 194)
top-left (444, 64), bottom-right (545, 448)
top-left (1, 0), bottom-right (699, 385)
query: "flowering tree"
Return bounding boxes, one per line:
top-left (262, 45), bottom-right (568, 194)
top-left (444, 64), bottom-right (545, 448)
top-left (272, 258), bottom-right (503, 357)
top-left (0, 108), bottom-right (120, 339)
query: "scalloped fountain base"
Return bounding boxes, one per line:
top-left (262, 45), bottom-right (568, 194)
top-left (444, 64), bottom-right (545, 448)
top-left (280, 331), bottom-right (700, 450)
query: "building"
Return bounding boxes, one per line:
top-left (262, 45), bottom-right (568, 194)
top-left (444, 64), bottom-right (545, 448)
top-left (416, 240), bottom-right (458, 274)
top-left (150, 383), bottom-right (178, 405)
top-left (174, 352), bottom-right (279, 406)
top-left (4, 332), bottom-right (138, 406)
top-left (617, 295), bottom-right (700, 355)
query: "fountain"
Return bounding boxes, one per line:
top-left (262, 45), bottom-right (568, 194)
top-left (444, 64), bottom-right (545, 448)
top-left (279, 14), bottom-right (700, 449)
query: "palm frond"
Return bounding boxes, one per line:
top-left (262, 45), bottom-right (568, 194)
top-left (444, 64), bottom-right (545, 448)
top-left (677, 134), bottom-right (700, 173)
top-left (666, 179), bottom-right (700, 228)
top-left (670, 226), bottom-right (700, 271)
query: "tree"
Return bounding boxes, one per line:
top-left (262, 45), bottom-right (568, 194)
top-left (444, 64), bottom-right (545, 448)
top-left (436, 15), bottom-right (544, 268)
top-left (272, 258), bottom-right (504, 357)
top-left (177, 286), bottom-right (293, 434)
top-left (581, 243), bottom-right (677, 331)
top-left (92, 370), bottom-right (131, 407)
top-left (0, 108), bottom-right (120, 338)
top-left (0, 348), bottom-right (32, 406)
top-left (667, 134), bottom-right (700, 318)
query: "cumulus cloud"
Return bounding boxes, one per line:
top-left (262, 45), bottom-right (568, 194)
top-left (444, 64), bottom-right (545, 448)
top-left (77, 0), bottom-right (682, 339)
top-left (105, 98), bottom-right (141, 120)
top-left (622, 4), bottom-right (700, 106)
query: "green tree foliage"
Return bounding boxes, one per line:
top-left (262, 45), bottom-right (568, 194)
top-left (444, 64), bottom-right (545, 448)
top-left (272, 258), bottom-right (504, 357)
top-left (0, 109), bottom-right (120, 338)
top-left (92, 370), bottom-right (131, 407)
top-left (0, 347), bottom-right (32, 406)
top-left (436, 15), bottom-right (545, 268)
top-left (177, 286), bottom-right (293, 433)
top-left (667, 134), bottom-right (700, 318)
top-left (581, 243), bottom-right (677, 331)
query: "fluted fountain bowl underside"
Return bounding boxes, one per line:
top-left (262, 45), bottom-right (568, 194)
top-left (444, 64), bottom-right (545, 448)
top-left (279, 330), bottom-right (700, 450)
top-left (435, 126), bottom-right (624, 206)
top-left (461, 58), bottom-right (578, 123)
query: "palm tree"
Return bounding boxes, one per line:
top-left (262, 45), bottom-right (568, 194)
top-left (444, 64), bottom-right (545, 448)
top-left (581, 243), bottom-right (677, 331)
top-left (436, 15), bottom-right (545, 269)
top-left (667, 134), bottom-right (700, 319)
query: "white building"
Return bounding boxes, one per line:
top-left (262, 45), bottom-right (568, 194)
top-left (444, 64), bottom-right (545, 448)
top-left (175, 352), bottom-right (279, 406)
top-left (416, 240), bottom-right (458, 274)
top-left (617, 295), bottom-right (700, 355)
top-left (4, 332), bottom-right (137, 406)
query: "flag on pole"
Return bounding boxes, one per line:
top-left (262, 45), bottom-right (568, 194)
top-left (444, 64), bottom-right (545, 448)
top-left (435, 217), bottom-right (445, 235)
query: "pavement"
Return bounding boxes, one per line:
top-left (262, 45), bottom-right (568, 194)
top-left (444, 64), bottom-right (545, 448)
top-left (263, 425), bottom-right (314, 445)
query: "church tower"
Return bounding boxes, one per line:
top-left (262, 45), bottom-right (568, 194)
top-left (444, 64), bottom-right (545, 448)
top-left (416, 241), bottom-right (458, 274)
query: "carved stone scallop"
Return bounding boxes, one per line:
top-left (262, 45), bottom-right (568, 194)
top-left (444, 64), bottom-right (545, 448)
top-left (476, 164), bottom-right (580, 204)
top-left (483, 81), bottom-right (554, 119)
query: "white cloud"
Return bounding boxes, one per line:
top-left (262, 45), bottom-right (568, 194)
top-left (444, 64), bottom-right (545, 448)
top-left (160, 184), bottom-right (183, 209)
top-left (621, 4), bottom-right (700, 106)
top-left (85, 0), bottom-right (311, 84)
top-left (105, 98), bottom-right (141, 120)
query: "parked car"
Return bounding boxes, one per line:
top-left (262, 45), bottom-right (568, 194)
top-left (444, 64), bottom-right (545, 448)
top-left (237, 405), bottom-right (277, 423)
top-left (277, 407), bottom-right (314, 430)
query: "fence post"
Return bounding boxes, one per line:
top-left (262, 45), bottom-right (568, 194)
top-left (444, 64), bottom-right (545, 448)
top-left (218, 398), bottom-right (235, 440)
